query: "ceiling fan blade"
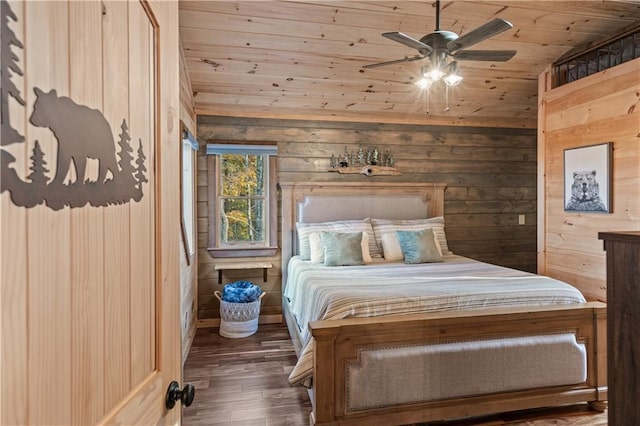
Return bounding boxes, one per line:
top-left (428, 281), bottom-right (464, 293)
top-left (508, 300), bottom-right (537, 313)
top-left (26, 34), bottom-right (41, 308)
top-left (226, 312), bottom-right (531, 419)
top-left (447, 18), bottom-right (513, 53)
top-left (382, 32), bottom-right (433, 55)
top-left (362, 55), bottom-right (427, 69)
top-left (453, 50), bottom-right (517, 62)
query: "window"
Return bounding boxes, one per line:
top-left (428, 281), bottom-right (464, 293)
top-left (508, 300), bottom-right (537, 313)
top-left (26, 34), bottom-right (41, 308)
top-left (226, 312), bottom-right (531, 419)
top-left (181, 127), bottom-right (198, 261)
top-left (207, 143), bottom-right (277, 257)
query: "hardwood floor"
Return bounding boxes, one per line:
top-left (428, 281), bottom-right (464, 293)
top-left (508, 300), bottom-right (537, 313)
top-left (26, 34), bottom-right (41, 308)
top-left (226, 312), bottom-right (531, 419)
top-left (183, 324), bottom-right (607, 426)
top-left (183, 324), bottom-right (312, 425)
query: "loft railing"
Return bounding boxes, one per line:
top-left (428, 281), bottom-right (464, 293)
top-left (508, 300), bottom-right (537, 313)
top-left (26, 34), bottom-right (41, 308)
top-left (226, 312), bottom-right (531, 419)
top-left (553, 27), bottom-right (640, 88)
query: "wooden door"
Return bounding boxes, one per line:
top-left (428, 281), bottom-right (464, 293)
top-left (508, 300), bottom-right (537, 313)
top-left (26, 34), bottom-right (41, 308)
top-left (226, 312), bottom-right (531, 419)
top-left (0, 1), bottom-right (182, 424)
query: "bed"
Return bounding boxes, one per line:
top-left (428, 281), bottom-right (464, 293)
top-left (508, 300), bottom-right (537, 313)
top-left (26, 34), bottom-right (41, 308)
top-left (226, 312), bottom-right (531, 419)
top-left (279, 181), bottom-right (607, 426)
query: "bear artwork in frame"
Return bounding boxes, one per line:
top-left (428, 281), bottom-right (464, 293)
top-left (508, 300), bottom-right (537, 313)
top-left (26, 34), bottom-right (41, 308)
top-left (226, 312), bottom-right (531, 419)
top-left (564, 142), bottom-right (612, 213)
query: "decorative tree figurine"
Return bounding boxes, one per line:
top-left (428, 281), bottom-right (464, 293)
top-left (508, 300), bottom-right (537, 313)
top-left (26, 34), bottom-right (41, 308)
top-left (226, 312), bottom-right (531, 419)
top-left (339, 146), bottom-right (349, 167)
top-left (357, 146), bottom-right (365, 166)
top-left (383, 148), bottom-right (390, 167)
top-left (327, 145), bottom-right (400, 176)
top-left (341, 152), bottom-right (349, 167)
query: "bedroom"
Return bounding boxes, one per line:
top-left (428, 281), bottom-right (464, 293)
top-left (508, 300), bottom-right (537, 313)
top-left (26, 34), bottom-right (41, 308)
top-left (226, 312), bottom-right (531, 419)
top-left (0, 1), bottom-right (639, 425)
top-left (183, 2), bottom-right (639, 423)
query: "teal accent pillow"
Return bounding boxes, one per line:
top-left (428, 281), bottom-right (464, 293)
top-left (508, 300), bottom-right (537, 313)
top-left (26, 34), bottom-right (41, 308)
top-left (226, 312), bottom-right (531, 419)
top-left (320, 231), bottom-right (364, 266)
top-left (396, 228), bottom-right (443, 264)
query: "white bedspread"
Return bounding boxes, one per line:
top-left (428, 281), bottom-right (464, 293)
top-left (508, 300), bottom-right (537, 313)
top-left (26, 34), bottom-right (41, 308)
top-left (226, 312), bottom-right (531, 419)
top-left (284, 255), bottom-right (586, 386)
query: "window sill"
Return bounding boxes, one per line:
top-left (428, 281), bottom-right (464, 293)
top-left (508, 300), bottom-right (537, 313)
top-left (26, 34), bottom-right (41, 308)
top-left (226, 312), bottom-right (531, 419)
top-left (207, 246), bottom-right (278, 258)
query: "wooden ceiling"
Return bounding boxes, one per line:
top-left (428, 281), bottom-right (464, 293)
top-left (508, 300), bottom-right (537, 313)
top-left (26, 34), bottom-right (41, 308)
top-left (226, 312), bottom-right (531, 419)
top-left (178, 1), bottom-right (640, 128)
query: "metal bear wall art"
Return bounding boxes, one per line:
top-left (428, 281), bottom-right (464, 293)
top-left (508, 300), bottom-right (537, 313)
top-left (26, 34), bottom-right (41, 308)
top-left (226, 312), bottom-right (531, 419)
top-left (1, 0), bottom-right (149, 210)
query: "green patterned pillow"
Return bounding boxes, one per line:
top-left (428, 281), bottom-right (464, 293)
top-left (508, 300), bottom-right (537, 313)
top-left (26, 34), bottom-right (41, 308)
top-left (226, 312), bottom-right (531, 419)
top-left (320, 231), bottom-right (364, 266)
top-left (396, 228), bottom-right (443, 264)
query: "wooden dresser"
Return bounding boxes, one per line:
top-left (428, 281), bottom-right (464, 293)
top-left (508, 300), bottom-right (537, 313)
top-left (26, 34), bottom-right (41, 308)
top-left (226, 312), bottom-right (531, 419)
top-left (598, 231), bottom-right (640, 425)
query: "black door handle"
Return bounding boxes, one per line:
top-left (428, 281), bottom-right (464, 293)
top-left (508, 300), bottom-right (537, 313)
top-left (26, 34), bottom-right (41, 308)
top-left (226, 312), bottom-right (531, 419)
top-left (165, 381), bottom-right (195, 410)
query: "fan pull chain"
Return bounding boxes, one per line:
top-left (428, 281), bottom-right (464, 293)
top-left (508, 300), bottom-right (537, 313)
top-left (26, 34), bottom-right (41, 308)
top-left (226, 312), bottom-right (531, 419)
top-left (445, 85), bottom-right (450, 112)
top-left (425, 87), bottom-right (430, 114)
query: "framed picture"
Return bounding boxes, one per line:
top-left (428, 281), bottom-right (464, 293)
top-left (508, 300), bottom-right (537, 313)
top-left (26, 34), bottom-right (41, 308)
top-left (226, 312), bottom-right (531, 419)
top-left (564, 142), bottom-right (612, 213)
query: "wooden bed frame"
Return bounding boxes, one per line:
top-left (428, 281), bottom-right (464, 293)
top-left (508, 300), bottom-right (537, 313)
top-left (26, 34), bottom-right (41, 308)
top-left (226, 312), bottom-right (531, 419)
top-left (279, 181), bottom-right (607, 426)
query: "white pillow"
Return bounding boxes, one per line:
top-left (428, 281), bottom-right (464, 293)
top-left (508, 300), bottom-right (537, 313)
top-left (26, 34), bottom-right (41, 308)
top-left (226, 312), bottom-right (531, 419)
top-left (381, 231), bottom-right (443, 261)
top-left (371, 217), bottom-right (451, 255)
top-left (381, 233), bottom-right (404, 261)
top-left (309, 232), bottom-right (324, 263)
top-left (296, 219), bottom-right (381, 260)
top-left (309, 231), bottom-right (372, 264)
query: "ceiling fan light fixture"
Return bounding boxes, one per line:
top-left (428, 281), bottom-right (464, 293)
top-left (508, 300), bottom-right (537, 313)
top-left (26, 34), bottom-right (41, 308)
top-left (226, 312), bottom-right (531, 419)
top-left (444, 73), bottom-right (463, 86)
top-left (415, 77), bottom-right (433, 89)
top-left (366, 0), bottom-right (516, 111)
top-left (423, 67), bottom-right (445, 82)
top-left (421, 58), bottom-right (447, 82)
top-left (444, 61), bottom-right (463, 86)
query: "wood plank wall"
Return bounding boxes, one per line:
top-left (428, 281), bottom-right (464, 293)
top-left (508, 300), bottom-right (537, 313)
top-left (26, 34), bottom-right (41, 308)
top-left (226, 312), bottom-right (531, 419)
top-left (196, 116), bottom-right (537, 322)
top-left (179, 36), bottom-right (198, 364)
top-left (1, 1), bottom-right (181, 423)
top-left (538, 58), bottom-right (640, 301)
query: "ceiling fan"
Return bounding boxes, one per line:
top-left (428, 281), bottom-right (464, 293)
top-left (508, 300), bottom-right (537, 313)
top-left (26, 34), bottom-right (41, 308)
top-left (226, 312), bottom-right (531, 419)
top-left (363, 0), bottom-right (516, 70)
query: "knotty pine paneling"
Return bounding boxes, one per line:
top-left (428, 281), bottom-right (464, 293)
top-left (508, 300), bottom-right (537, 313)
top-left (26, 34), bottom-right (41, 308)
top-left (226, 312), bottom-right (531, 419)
top-left (179, 36), bottom-right (196, 133)
top-left (1, 0), bottom-right (182, 423)
top-left (180, 239), bottom-right (197, 364)
top-left (179, 36), bottom-right (198, 365)
top-left (178, 1), bottom-right (640, 128)
top-left (196, 116), bottom-right (537, 322)
top-left (538, 58), bottom-right (640, 301)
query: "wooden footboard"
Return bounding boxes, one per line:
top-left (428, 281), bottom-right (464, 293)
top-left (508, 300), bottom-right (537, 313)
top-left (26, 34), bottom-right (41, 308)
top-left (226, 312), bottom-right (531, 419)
top-left (308, 302), bottom-right (607, 426)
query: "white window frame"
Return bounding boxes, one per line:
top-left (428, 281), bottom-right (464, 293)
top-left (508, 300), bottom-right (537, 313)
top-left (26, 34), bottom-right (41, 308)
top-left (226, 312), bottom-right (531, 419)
top-left (180, 127), bottom-right (198, 262)
top-left (206, 143), bottom-right (278, 258)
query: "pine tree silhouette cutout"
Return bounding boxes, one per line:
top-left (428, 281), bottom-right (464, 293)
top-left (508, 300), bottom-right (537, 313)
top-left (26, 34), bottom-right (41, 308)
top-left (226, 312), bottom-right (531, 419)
top-left (23, 140), bottom-right (48, 207)
top-left (133, 139), bottom-right (147, 201)
top-left (116, 119), bottom-right (136, 193)
top-left (1, 0), bottom-right (26, 145)
top-left (27, 140), bottom-right (49, 186)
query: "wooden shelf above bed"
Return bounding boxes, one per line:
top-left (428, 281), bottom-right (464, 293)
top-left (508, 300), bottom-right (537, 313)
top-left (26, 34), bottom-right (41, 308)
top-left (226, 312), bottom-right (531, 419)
top-left (328, 165), bottom-right (400, 176)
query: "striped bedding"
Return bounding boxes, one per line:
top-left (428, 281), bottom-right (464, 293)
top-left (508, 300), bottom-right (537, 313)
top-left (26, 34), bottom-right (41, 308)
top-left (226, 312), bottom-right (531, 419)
top-left (284, 254), bottom-right (586, 386)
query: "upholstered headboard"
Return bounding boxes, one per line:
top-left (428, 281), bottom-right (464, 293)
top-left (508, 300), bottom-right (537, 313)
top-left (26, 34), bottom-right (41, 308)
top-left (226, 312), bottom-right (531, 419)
top-left (279, 182), bottom-right (446, 286)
